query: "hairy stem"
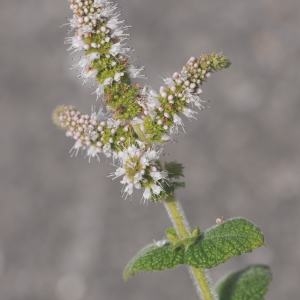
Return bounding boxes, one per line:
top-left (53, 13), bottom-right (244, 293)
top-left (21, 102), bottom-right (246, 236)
top-left (164, 196), bottom-right (216, 300)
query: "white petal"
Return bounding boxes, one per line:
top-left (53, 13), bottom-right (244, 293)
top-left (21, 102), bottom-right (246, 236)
top-left (115, 167), bottom-right (125, 177)
top-left (151, 184), bottom-right (162, 195)
top-left (87, 145), bottom-right (100, 157)
top-left (124, 183), bottom-right (134, 195)
top-left (103, 77), bottom-right (113, 86)
top-left (150, 171), bottom-right (163, 181)
top-left (183, 108), bottom-right (197, 119)
top-left (143, 188), bottom-right (151, 200)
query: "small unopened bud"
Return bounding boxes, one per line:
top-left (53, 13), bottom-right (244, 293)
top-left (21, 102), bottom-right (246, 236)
top-left (188, 56), bottom-right (196, 64)
top-left (172, 72), bottom-right (180, 79)
top-left (216, 217), bottom-right (224, 225)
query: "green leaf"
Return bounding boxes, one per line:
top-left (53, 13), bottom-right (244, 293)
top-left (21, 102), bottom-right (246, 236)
top-left (165, 227), bottom-right (179, 245)
top-left (164, 161), bottom-right (184, 179)
top-left (124, 219), bottom-right (264, 280)
top-left (217, 265), bottom-right (272, 300)
top-left (162, 161), bottom-right (185, 196)
top-left (185, 218), bottom-right (264, 268)
top-left (123, 241), bottom-right (184, 280)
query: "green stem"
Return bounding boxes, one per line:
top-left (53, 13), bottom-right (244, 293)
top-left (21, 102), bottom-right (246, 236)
top-left (164, 196), bottom-right (216, 300)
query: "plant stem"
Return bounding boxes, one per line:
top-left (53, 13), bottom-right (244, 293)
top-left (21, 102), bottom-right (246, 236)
top-left (164, 196), bottom-right (216, 300)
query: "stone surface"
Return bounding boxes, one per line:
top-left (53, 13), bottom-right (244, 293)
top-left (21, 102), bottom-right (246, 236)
top-left (0, 0), bottom-right (300, 299)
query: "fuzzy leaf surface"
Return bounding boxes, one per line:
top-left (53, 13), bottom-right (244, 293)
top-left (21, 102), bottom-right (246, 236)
top-left (185, 218), bottom-right (264, 268)
top-left (123, 241), bottom-right (184, 280)
top-left (217, 265), bottom-right (272, 300)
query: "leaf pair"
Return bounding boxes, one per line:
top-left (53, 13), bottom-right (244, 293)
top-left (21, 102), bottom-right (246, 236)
top-left (124, 218), bottom-right (264, 279)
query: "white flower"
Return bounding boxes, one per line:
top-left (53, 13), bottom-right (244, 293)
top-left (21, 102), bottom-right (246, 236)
top-left (69, 35), bottom-right (85, 51)
top-left (151, 184), bottom-right (162, 195)
top-left (123, 183), bottom-right (134, 197)
top-left (161, 134), bottom-right (171, 142)
top-left (144, 149), bottom-right (160, 161)
top-left (94, 0), bottom-right (107, 7)
top-left (114, 72), bottom-right (125, 82)
top-left (114, 146), bottom-right (163, 199)
top-left (115, 167), bottom-right (126, 177)
top-left (146, 89), bottom-right (160, 112)
top-left (142, 183), bottom-right (163, 201)
top-left (173, 114), bottom-right (183, 126)
top-left (110, 42), bottom-right (130, 56)
top-left (87, 145), bottom-right (101, 161)
top-left (93, 106), bottom-right (108, 121)
top-left (81, 68), bottom-right (98, 81)
top-left (99, 4), bottom-right (118, 18)
top-left (150, 170), bottom-right (166, 181)
top-left (103, 77), bottom-right (113, 86)
top-left (77, 57), bottom-right (90, 70)
top-left (106, 118), bottom-right (120, 129)
top-left (103, 144), bottom-right (112, 157)
top-left (69, 140), bottom-right (83, 157)
top-left (163, 77), bottom-right (175, 87)
top-left (186, 92), bottom-right (207, 111)
top-left (107, 16), bottom-right (124, 31)
top-left (110, 42), bottom-right (122, 56)
top-left (143, 187), bottom-right (151, 200)
top-left (67, 0), bottom-right (133, 91)
top-left (111, 26), bottom-right (129, 39)
top-left (170, 114), bottom-right (185, 134)
top-left (94, 85), bottom-right (104, 99)
top-left (182, 108), bottom-right (198, 119)
top-left (129, 65), bottom-right (145, 79)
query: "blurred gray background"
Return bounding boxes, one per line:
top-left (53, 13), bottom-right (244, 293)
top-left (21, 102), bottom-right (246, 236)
top-left (1, 0), bottom-right (300, 299)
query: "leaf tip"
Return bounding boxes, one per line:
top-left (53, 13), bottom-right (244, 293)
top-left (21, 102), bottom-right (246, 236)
top-left (123, 261), bottom-right (136, 281)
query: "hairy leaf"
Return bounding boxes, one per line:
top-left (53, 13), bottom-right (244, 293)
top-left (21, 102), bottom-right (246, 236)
top-left (123, 241), bottom-right (184, 280)
top-left (217, 265), bottom-right (272, 300)
top-left (185, 218), bottom-right (264, 268)
top-left (164, 161), bottom-right (184, 179)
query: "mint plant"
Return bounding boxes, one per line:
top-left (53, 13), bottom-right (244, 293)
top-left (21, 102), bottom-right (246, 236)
top-left (53, 0), bottom-right (272, 299)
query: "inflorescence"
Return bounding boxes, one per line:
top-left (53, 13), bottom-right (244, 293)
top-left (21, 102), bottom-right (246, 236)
top-left (53, 0), bottom-right (230, 201)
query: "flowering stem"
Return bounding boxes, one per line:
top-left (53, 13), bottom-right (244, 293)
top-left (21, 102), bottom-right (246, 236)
top-left (164, 196), bottom-right (216, 300)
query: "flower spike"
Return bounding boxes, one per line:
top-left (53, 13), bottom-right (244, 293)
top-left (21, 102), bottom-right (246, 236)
top-left (54, 0), bottom-right (230, 201)
top-left (141, 53), bottom-right (231, 142)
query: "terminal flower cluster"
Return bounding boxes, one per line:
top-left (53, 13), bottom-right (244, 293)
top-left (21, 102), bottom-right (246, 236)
top-left (53, 0), bottom-right (230, 201)
top-left (51, 4), bottom-right (272, 300)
